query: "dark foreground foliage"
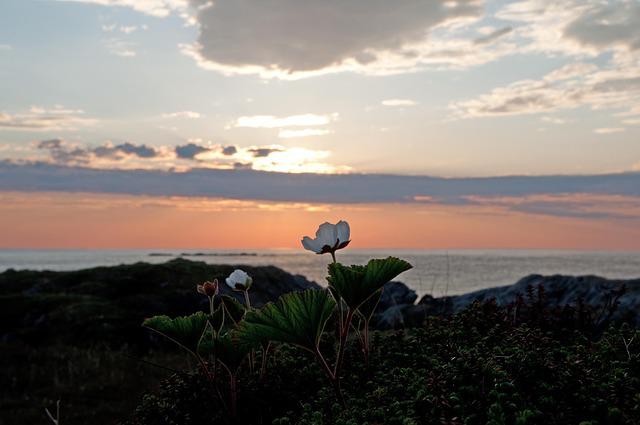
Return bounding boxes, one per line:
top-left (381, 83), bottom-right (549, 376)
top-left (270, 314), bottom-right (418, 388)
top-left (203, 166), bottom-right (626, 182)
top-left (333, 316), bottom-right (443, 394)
top-left (127, 300), bottom-right (640, 425)
top-left (0, 259), bottom-right (316, 425)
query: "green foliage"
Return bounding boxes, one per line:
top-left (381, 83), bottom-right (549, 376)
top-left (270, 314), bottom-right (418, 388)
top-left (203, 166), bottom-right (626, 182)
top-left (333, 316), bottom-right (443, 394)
top-left (215, 294), bottom-right (246, 326)
top-left (328, 257), bottom-right (412, 310)
top-left (215, 331), bottom-right (253, 374)
top-left (130, 301), bottom-right (640, 425)
top-left (236, 289), bottom-right (336, 352)
top-left (142, 312), bottom-right (209, 354)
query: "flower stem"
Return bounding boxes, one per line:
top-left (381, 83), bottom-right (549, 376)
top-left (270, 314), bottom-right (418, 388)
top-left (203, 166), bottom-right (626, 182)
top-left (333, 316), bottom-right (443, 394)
top-left (229, 373), bottom-right (238, 418)
top-left (334, 308), bottom-right (354, 378)
top-left (243, 290), bottom-right (251, 309)
top-left (314, 347), bottom-right (345, 406)
top-left (208, 296), bottom-right (215, 316)
top-left (330, 251), bottom-right (337, 263)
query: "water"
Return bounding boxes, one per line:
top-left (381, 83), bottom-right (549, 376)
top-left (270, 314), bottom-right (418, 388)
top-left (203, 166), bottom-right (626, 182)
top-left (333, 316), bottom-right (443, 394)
top-left (1, 249), bottom-right (639, 297)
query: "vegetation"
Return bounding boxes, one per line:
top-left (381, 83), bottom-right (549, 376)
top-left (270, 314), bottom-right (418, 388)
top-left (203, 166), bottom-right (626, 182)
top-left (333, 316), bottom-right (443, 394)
top-left (127, 229), bottom-right (638, 425)
top-left (0, 259), bottom-right (316, 425)
top-left (128, 299), bottom-right (640, 425)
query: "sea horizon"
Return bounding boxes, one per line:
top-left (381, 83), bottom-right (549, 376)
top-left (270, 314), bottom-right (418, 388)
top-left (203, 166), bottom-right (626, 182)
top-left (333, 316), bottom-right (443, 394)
top-left (3, 248), bottom-right (640, 298)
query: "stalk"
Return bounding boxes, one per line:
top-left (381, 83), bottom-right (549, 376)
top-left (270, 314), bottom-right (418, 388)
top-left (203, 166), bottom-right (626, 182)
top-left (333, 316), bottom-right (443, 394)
top-left (334, 308), bottom-right (354, 378)
top-left (314, 347), bottom-right (345, 406)
top-left (229, 373), bottom-right (238, 418)
top-left (243, 290), bottom-right (251, 309)
top-left (259, 343), bottom-right (271, 380)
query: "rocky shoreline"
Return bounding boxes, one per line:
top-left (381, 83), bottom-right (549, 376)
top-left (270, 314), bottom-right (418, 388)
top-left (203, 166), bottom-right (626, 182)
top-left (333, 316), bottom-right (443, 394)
top-left (3, 258), bottom-right (638, 424)
top-left (375, 273), bottom-right (640, 329)
top-left (3, 258), bottom-right (639, 344)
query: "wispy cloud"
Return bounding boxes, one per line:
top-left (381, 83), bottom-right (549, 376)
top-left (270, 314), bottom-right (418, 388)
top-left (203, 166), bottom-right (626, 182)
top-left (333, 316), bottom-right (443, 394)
top-left (278, 128), bottom-right (332, 139)
top-left (450, 62), bottom-right (640, 120)
top-left (104, 38), bottom-right (136, 57)
top-left (232, 113), bottom-right (338, 129)
top-left (0, 106), bottom-right (97, 131)
top-left (161, 111), bottom-right (201, 119)
top-left (594, 127), bottom-right (625, 134)
top-left (56, 0), bottom-right (188, 18)
top-left (381, 99), bottom-right (418, 107)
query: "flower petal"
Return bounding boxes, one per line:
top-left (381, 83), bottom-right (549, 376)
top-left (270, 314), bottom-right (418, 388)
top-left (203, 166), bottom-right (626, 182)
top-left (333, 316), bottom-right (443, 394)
top-left (335, 220), bottom-right (350, 245)
top-left (301, 236), bottom-right (321, 253)
top-left (316, 222), bottom-right (337, 248)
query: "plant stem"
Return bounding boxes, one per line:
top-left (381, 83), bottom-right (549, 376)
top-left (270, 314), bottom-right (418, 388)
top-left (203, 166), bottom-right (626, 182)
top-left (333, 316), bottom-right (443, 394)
top-left (362, 319), bottom-right (370, 368)
top-left (243, 290), bottom-right (251, 309)
top-left (314, 347), bottom-right (345, 406)
top-left (331, 251), bottom-right (337, 263)
top-left (259, 343), bottom-right (271, 380)
top-left (229, 373), bottom-right (238, 418)
top-left (208, 296), bottom-right (215, 316)
top-left (334, 308), bottom-right (354, 378)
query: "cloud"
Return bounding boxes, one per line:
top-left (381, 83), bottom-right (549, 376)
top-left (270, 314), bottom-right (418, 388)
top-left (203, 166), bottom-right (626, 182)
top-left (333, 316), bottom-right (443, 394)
top-left (540, 116), bottom-right (567, 125)
top-left (473, 26), bottom-right (513, 45)
top-left (24, 139), bottom-right (344, 173)
top-left (0, 44), bottom-right (11, 51)
top-left (248, 147), bottom-right (283, 158)
top-left (2, 161), bottom-right (640, 219)
top-left (381, 99), bottom-right (418, 107)
top-left (233, 113), bottom-right (337, 129)
top-left (104, 38), bottom-right (136, 57)
top-left (56, 0), bottom-right (188, 18)
top-left (278, 128), bottom-right (332, 139)
top-left (162, 111), bottom-right (201, 119)
top-left (563, 1), bottom-right (640, 54)
top-left (0, 106), bottom-right (97, 131)
top-left (594, 127), bottom-right (625, 134)
top-left (221, 145), bottom-right (237, 156)
top-left (37, 139), bottom-right (161, 164)
top-left (179, 0), bottom-right (484, 78)
top-left (175, 143), bottom-right (210, 159)
top-left (450, 61), bottom-right (640, 119)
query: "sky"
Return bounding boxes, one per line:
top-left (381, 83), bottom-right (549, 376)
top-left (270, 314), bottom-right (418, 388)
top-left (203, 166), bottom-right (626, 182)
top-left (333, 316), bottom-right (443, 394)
top-left (0, 0), bottom-right (639, 249)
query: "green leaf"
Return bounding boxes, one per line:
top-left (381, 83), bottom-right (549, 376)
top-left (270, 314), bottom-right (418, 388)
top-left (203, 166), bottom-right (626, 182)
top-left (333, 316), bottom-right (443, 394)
top-left (143, 312), bottom-right (209, 354)
top-left (328, 257), bottom-right (412, 311)
top-left (214, 295), bottom-right (246, 326)
top-left (215, 331), bottom-right (252, 374)
top-left (236, 289), bottom-right (336, 353)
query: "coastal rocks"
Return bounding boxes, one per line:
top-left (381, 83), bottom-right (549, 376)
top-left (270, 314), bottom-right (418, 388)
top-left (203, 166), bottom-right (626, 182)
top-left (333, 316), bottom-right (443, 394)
top-left (420, 274), bottom-right (640, 320)
top-left (377, 281), bottom-right (418, 311)
top-left (373, 274), bottom-right (640, 329)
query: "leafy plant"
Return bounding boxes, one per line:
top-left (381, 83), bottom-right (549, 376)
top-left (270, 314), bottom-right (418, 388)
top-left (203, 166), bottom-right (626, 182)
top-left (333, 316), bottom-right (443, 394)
top-left (328, 257), bottom-right (413, 311)
top-left (327, 257), bottom-right (412, 382)
top-left (237, 289), bottom-right (336, 352)
top-left (143, 312), bottom-right (209, 357)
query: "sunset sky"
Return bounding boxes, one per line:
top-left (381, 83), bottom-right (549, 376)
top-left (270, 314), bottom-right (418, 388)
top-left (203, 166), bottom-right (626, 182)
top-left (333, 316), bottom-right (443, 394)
top-left (1, 0), bottom-right (639, 249)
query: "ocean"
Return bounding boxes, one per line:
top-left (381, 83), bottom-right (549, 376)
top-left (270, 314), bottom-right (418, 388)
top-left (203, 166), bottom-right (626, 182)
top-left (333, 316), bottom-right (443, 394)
top-left (2, 249), bottom-right (639, 297)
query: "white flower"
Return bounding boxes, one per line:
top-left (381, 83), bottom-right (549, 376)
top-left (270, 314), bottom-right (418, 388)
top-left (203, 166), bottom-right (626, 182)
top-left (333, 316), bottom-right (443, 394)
top-left (301, 220), bottom-right (350, 255)
top-left (226, 269), bottom-right (253, 291)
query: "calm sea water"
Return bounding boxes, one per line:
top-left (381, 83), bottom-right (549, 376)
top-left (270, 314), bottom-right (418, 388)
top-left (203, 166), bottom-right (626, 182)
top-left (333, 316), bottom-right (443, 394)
top-left (1, 249), bottom-right (639, 297)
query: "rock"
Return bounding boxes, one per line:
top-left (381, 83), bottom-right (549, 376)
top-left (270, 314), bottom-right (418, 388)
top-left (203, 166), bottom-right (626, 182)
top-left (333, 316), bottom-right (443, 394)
top-left (418, 274), bottom-right (640, 324)
top-left (378, 281), bottom-right (417, 311)
top-left (375, 304), bottom-right (429, 329)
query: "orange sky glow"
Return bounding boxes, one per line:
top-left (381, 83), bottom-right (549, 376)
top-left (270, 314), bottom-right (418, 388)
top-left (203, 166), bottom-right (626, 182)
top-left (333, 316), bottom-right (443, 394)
top-left (1, 191), bottom-right (639, 250)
